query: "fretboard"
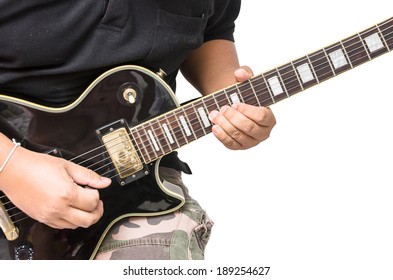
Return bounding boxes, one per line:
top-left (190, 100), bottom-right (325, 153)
top-left (132, 17), bottom-right (393, 164)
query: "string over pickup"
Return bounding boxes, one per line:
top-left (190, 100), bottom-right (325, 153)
top-left (96, 119), bottom-right (148, 185)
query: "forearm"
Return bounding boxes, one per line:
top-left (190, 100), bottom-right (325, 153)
top-left (180, 39), bottom-right (240, 96)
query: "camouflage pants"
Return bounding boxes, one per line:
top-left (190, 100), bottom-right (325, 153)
top-left (94, 167), bottom-right (213, 260)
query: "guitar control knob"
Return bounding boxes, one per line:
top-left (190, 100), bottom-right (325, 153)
top-left (14, 242), bottom-right (34, 260)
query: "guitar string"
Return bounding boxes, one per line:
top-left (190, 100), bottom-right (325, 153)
top-left (77, 24), bottom-right (393, 179)
top-left (4, 21), bottom-right (393, 191)
top-left (104, 22), bottom-right (393, 177)
top-left (118, 20), bottom-right (393, 162)
top-left (3, 21), bottom-right (393, 188)
top-left (1, 20), bottom-right (392, 224)
top-left (95, 21), bottom-right (393, 171)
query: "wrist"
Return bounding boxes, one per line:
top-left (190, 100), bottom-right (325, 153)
top-left (0, 138), bottom-right (21, 173)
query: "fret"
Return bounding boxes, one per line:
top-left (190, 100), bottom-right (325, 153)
top-left (149, 119), bottom-right (172, 155)
top-left (183, 102), bottom-right (206, 139)
top-left (133, 125), bottom-right (155, 163)
top-left (202, 95), bottom-right (220, 113)
top-left (291, 62), bottom-right (305, 91)
top-left (360, 25), bottom-right (388, 59)
top-left (307, 55), bottom-right (320, 83)
top-left (293, 56), bottom-right (319, 90)
top-left (165, 111), bottom-right (188, 147)
top-left (309, 50), bottom-right (335, 82)
top-left (130, 127), bottom-right (148, 163)
top-left (196, 105), bottom-right (212, 130)
top-left (379, 18), bottom-right (393, 50)
top-left (226, 85), bottom-right (243, 104)
top-left (147, 129), bottom-right (160, 153)
top-left (245, 79), bottom-right (261, 106)
top-left (340, 41), bottom-right (353, 69)
top-left (377, 26), bottom-right (390, 52)
top-left (214, 90), bottom-right (231, 108)
top-left (250, 75), bottom-right (274, 107)
top-left (155, 114), bottom-right (180, 150)
top-left (162, 122), bottom-right (176, 146)
top-left (342, 34), bottom-right (370, 67)
top-left (265, 69), bottom-right (288, 102)
top-left (325, 42), bottom-right (351, 75)
top-left (178, 113), bottom-right (195, 140)
top-left (143, 125), bottom-right (159, 159)
top-left (260, 74), bottom-right (276, 104)
top-left (279, 63), bottom-right (302, 96)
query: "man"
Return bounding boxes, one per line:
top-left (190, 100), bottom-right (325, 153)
top-left (0, 0), bottom-right (276, 259)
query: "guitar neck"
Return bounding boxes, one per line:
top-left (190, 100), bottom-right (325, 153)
top-left (132, 17), bottom-right (393, 163)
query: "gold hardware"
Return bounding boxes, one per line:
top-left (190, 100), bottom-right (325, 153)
top-left (0, 202), bottom-right (19, 240)
top-left (101, 127), bottom-right (143, 179)
top-left (156, 69), bottom-right (167, 79)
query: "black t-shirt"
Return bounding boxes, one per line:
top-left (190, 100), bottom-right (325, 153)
top-left (0, 0), bottom-right (241, 105)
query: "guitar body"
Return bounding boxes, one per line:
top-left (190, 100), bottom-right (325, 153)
top-left (0, 65), bottom-right (186, 259)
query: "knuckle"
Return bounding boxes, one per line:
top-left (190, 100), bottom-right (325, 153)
top-left (229, 129), bottom-right (242, 140)
top-left (59, 185), bottom-right (76, 204)
top-left (80, 218), bottom-right (92, 228)
top-left (242, 121), bottom-right (256, 134)
top-left (224, 140), bottom-right (238, 150)
top-left (256, 109), bottom-right (268, 124)
top-left (84, 168), bottom-right (97, 185)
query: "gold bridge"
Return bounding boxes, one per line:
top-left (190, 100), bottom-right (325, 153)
top-left (101, 127), bottom-right (143, 179)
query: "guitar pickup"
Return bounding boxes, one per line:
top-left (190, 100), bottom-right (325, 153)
top-left (96, 119), bottom-right (148, 185)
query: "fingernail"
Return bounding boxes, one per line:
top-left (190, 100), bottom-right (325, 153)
top-left (234, 68), bottom-right (247, 77)
top-left (100, 177), bottom-right (111, 184)
top-left (220, 106), bottom-right (229, 113)
top-left (209, 110), bottom-right (218, 120)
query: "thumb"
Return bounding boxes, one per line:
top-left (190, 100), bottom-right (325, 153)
top-left (234, 66), bottom-right (254, 82)
top-left (66, 161), bottom-right (112, 189)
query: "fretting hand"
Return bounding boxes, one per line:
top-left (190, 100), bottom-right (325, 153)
top-left (209, 66), bottom-right (276, 150)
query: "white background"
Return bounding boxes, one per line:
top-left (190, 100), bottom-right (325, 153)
top-left (176, 1), bottom-right (393, 279)
top-left (3, 1), bottom-right (392, 279)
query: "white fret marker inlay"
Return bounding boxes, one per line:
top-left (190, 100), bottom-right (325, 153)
top-left (297, 63), bottom-right (314, 83)
top-left (148, 130), bottom-right (160, 151)
top-left (179, 116), bottom-right (192, 136)
top-left (197, 107), bottom-right (211, 128)
top-left (267, 76), bottom-right (283, 96)
top-left (230, 93), bottom-right (240, 104)
top-left (162, 124), bottom-right (174, 144)
top-left (365, 33), bottom-right (384, 52)
top-left (329, 49), bottom-right (348, 69)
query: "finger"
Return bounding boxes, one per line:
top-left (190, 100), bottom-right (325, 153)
top-left (234, 66), bottom-right (253, 82)
top-left (66, 161), bottom-right (111, 189)
top-left (68, 183), bottom-right (102, 212)
top-left (209, 107), bottom-right (258, 149)
top-left (64, 200), bottom-right (104, 229)
top-left (211, 124), bottom-right (242, 150)
top-left (44, 218), bottom-right (79, 230)
top-left (232, 103), bottom-right (277, 127)
top-left (220, 105), bottom-right (264, 143)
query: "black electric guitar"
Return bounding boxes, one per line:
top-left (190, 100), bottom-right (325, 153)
top-left (1, 17), bottom-right (392, 260)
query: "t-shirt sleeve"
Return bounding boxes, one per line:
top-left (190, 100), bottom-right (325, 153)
top-left (204, 0), bottom-right (241, 42)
